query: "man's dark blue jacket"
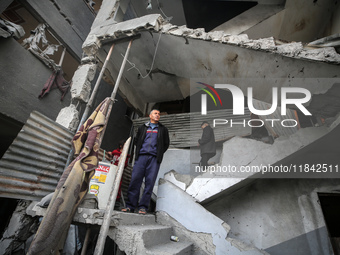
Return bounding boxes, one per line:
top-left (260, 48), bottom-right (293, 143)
top-left (134, 122), bottom-right (170, 163)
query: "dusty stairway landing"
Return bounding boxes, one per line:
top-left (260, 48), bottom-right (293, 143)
top-left (26, 201), bottom-right (202, 255)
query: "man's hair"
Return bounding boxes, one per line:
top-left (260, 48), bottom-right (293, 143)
top-left (149, 109), bottom-right (160, 115)
top-left (118, 139), bottom-right (125, 148)
top-left (201, 121), bottom-right (209, 127)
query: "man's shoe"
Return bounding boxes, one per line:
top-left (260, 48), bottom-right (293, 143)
top-left (121, 207), bottom-right (131, 213)
top-left (138, 208), bottom-right (147, 215)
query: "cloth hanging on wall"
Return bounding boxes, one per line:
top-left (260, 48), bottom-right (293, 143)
top-left (39, 69), bottom-right (70, 100)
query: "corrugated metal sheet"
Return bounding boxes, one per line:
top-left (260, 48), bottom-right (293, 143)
top-left (133, 109), bottom-right (252, 147)
top-left (252, 99), bottom-right (300, 138)
top-left (0, 111), bottom-right (74, 201)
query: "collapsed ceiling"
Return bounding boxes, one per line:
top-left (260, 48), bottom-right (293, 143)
top-left (83, 14), bottom-right (340, 118)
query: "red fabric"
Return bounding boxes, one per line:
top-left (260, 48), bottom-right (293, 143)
top-left (39, 69), bottom-right (69, 100)
top-left (111, 149), bottom-right (130, 168)
top-left (111, 149), bottom-right (130, 200)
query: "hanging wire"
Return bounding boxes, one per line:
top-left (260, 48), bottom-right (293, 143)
top-left (156, 0), bottom-right (173, 22)
top-left (123, 33), bottom-right (162, 79)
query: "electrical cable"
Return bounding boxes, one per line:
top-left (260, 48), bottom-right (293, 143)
top-left (122, 33), bottom-right (162, 79)
top-left (156, 0), bottom-right (173, 21)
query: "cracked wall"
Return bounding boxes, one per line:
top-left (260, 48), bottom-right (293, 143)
top-left (204, 178), bottom-right (340, 255)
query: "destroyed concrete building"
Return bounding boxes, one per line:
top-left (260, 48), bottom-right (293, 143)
top-left (1, 0), bottom-right (340, 254)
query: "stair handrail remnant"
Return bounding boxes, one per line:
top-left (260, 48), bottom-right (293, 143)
top-left (94, 137), bottom-right (131, 255)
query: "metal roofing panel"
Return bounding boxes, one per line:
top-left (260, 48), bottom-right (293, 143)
top-left (0, 111), bottom-right (74, 201)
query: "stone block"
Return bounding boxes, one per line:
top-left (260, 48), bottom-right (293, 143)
top-left (70, 63), bottom-right (97, 102)
top-left (56, 104), bottom-right (80, 132)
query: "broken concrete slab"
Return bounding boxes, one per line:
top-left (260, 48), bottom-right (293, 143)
top-left (297, 47), bottom-right (340, 63)
top-left (83, 14), bottom-right (164, 56)
top-left (26, 201), bottom-right (157, 227)
top-left (55, 104), bottom-right (79, 132)
top-left (182, 125), bottom-right (330, 202)
top-left (70, 63), bottom-right (97, 102)
top-left (156, 179), bottom-right (268, 255)
top-left (80, 13), bottom-right (340, 113)
top-left (276, 42), bottom-right (303, 56)
top-left (84, 13), bottom-right (340, 64)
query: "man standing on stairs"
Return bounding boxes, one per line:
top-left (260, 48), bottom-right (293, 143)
top-left (122, 109), bottom-right (170, 214)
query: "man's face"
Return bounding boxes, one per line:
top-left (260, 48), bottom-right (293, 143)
top-left (149, 110), bottom-right (160, 123)
top-left (201, 123), bottom-right (208, 129)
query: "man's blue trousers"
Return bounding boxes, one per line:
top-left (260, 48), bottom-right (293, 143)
top-left (126, 154), bottom-right (160, 210)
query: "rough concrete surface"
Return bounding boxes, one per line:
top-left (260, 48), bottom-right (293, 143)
top-left (184, 125), bottom-right (330, 202)
top-left (156, 211), bottom-right (214, 255)
top-left (107, 216), bottom-right (194, 255)
top-left (84, 14), bottom-right (340, 64)
top-left (0, 201), bottom-right (38, 255)
top-left (204, 178), bottom-right (340, 255)
top-left (156, 179), bottom-right (269, 255)
top-left (70, 63), bottom-right (97, 102)
top-left (55, 104), bottom-right (79, 132)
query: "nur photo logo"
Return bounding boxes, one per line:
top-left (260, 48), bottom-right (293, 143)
top-left (197, 82), bottom-right (223, 112)
top-left (197, 82), bottom-right (313, 128)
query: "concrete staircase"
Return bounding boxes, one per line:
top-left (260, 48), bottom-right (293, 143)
top-left (26, 201), bottom-right (198, 255)
top-left (107, 211), bottom-right (194, 255)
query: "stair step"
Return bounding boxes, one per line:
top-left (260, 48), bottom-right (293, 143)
top-left (146, 240), bottom-right (193, 255)
top-left (142, 225), bottom-right (173, 248)
top-left (115, 224), bottom-right (173, 247)
top-left (112, 211), bottom-right (156, 226)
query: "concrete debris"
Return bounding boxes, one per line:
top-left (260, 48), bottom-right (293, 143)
top-left (207, 31), bottom-right (228, 42)
top-left (160, 23), bottom-right (179, 33)
top-left (0, 201), bottom-right (39, 255)
top-left (276, 42), bottom-right (303, 57)
top-left (168, 25), bottom-right (194, 37)
top-left (70, 63), bottom-right (97, 102)
top-left (84, 14), bottom-right (340, 64)
top-left (83, 14), bottom-right (164, 56)
top-left (0, 18), bottom-right (25, 39)
top-left (223, 34), bottom-right (250, 45)
top-left (55, 104), bottom-right (80, 132)
top-left (297, 47), bottom-right (340, 63)
top-left (21, 24), bottom-right (61, 70)
top-left (81, 55), bottom-right (97, 64)
top-left (242, 37), bottom-right (276, 51)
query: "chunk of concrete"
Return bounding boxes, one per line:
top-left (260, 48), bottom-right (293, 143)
top-left (56, 104), bottom-right (80, 132)
top-left (70, 63), bottom-right (97, 102)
